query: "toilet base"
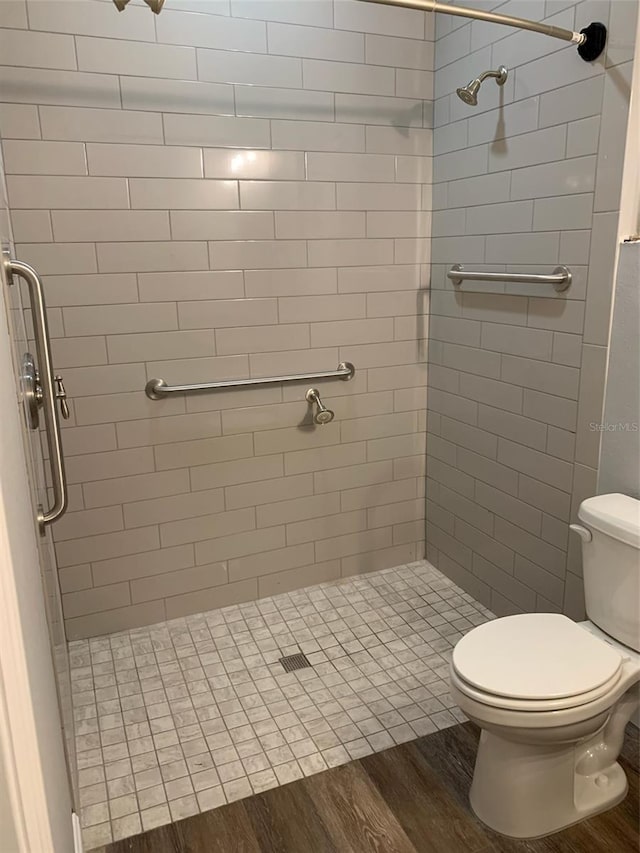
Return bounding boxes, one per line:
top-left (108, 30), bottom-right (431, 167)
top-left (469, 729), bottom-right (629, 839)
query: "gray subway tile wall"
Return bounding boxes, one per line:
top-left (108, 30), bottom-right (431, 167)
top-left (426, 0), bottom-right (636, 619)
top-left (0, 0), bottom-right (435, 639)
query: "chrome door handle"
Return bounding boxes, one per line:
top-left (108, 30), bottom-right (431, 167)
top-left (4, 252), bottom-right (68, 533)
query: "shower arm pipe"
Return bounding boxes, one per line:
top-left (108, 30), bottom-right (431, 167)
top-left (476, 68), bottom-right (505, 84)
top-left (357, 0), bottom-right (605, 55)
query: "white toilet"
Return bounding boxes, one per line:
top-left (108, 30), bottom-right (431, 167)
top-left (450, 493), bottom-right (640, 839)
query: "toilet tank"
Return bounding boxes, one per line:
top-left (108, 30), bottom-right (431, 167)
top-left (577, 494), bottom-right (640, 652)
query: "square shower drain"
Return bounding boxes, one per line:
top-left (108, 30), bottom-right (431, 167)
top-left (278, 651), bottom-right (312, 673)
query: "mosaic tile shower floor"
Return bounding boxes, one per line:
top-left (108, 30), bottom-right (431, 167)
top-left (70, 560), bottom-right (493, 849)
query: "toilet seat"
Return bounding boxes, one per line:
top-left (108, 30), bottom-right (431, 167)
top-left (452, 613), bottom-right (624, 712)
top-left (451, 666), bottom-right (624, 712)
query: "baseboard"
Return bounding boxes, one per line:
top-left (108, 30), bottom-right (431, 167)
top-left (72, 812), bottom-right (83, 853)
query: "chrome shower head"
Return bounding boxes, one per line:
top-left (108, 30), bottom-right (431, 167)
top-left (456, 79), bottom-right (481, 106)
top-left (306, 388), bottom-right (335, 425)
top-left (456, 65), bottom-right (508, 107)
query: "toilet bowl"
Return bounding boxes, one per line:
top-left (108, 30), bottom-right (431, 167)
top-left (450, 494), bottom-right (640, 839)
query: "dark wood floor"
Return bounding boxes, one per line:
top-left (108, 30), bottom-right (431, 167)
top-left (97, 722), bottom-right (639, 853)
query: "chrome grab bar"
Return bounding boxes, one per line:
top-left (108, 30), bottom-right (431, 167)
top-left (146, 362), bottom-right (355, 400)
top-left (4, 253), bottom-right (68, 533)
top-left (447, 264), bottom-right (572, 292)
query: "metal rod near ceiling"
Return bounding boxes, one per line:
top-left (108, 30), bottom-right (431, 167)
top-left (357, 0), bottom-right (607, 61)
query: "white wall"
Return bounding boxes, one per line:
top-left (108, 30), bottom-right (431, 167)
top-left (598, 243), bottom-right (640, 498)
top-left (618, 4), bottom-right (640, 238)
top-left (598, 9), bottom-right (640, 500)
top-left (0, 744), bottom-right (20, 853)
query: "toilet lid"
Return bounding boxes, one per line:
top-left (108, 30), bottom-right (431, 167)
top-left (452, 614), bottom-right (623, 701)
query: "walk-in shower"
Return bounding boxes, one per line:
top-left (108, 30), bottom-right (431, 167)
top-left (1, 0), bottom-right (636, 849)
